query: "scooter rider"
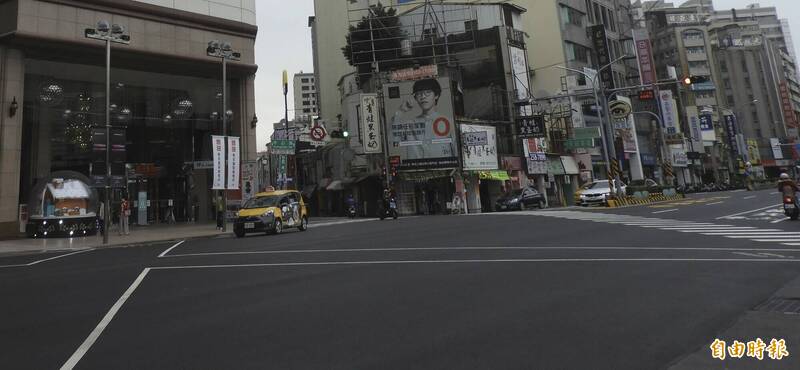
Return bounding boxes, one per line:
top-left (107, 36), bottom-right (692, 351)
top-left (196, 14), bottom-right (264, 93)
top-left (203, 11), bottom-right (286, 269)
top-left (778, 173), bottom-right (799, 195)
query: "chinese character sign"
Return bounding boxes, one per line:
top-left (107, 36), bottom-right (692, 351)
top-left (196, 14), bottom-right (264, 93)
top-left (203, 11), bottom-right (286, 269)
top-left (227, 136), bottom-right (240, 190)
top-left (517, 115), bottom-right (546, 138)
top-left (461, 124), bottom-right (498, 171)
top-left (659, 90), bottom-right (679, 134)
top-left (724, 114), bottom-right (739, 157)
top-left (360, 94), bottom-right (383, 154)
top-left (633, 29), bottom-right (656, 85)
top-left (590, 25), bottom-right (615, 90)
top-left (212, 135), bottom-right (225, 190)
top-left (523, 138), bottom-right (548, 175)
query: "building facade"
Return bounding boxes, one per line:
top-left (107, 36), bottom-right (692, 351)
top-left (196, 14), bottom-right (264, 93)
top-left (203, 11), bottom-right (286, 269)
top-left (0, 0), bottom-right (258, 238)
top-left (293, 72), bottom-right (318, 122)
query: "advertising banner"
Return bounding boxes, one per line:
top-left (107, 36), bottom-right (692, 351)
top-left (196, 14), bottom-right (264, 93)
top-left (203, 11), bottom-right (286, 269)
top-left (746, 139), bottom-right (761, 165)
top-left (384, 77), bottom-right (458, 170)
top-left (509, 46), bottom-right (532, 116)
top-left (360, 94), bottom-right (382, 154)
top-left (699, 112), bottom-right (715, 142)
top-left (779, 82), bottom-right (798, 131)
top-left (227, 136), bottom-right (240, 190)
top-left (589, 25), bottom-right (615, 90)
top-left (723, 114), bottom-right (739, 157)
top-left (633, 29), bottom-right (656, 85)
top-left (517, 115), bottom-right (546, 138)
top-left (659, 90), bottom-right (679, 134)
top-left (685, 106), bottom-right (703, 150)
top-left (461, 124), bottom-right (498, 171)
top-left (771, 138), bottom-right (784, 160)
top-left (211, 135), bottom-right (225, 190)
top-left (523, 138), bottom-right (548, 175)
top-left (241, 161), bottom-right (257, 202)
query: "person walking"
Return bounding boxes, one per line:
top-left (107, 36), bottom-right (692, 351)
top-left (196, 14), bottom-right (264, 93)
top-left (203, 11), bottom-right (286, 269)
top-left (119, 197), bottom-right (130, 235)
top-left (216, 195), bottom-right (225, 230)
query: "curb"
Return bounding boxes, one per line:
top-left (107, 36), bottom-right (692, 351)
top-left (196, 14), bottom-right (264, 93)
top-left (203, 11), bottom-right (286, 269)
top-left (607, 194), bottom-right (686, 208)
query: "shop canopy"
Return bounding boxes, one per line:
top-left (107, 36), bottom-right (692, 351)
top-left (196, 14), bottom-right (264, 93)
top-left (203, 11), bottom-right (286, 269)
top-left (478, 170), bottom-right (510, 181)
top-left (399, 170), bottom-right (454, 183)
top-left (547, 157), bottom-right (566, 176)
top-left (560, 156), bottom-right (580, 175)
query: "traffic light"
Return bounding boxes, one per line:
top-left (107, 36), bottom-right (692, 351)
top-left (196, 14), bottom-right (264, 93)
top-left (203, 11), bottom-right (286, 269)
top-left (330, 129), bottom-right (349, 138)
top-left (683, 75), bottom-right (709, 85)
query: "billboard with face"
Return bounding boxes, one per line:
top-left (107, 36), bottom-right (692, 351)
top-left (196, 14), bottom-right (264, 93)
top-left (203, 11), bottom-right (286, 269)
top-left (384, 77), bottom-right (459, 171)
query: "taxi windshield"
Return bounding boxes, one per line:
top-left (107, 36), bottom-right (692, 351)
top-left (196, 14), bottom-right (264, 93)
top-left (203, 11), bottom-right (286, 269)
top-left (242, 195), bottom-right (281, 209)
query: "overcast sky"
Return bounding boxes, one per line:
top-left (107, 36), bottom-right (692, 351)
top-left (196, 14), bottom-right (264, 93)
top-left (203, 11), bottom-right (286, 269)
top-left (252, 0), bottom-right (800, 150)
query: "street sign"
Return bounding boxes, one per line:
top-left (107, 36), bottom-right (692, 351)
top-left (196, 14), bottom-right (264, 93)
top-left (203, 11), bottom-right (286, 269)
top-left (609, 100), bottom-right (632, 120)
top-left (517, 115), bottom-right (546, 138)
top-left (564, 138), bottom-right (595, 150)
top-left (573, 127), bottom-right (601, 140)
top-left (271, 139), bottom-right (296, 155)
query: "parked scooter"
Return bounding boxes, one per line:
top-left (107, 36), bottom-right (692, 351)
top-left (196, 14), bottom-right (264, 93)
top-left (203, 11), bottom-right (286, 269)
top-left (347, 205), bottom-right (357, 219)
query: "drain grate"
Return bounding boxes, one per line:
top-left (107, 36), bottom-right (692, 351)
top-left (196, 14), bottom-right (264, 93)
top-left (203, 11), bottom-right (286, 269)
top-left (754, 298), bottom-right (800, 314)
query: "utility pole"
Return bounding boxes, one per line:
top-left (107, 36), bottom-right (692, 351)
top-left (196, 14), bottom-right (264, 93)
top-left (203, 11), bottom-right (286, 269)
top-left (282, 70), bottom-right (289, 190)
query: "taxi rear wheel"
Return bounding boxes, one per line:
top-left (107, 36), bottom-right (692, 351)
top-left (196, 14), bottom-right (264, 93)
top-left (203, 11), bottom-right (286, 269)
top-left (234, 228), bottom-right (245, 238)
top-left (298, 217), bottom-right (308, 231)
top-left (271, 219), bottom-right (283, 235)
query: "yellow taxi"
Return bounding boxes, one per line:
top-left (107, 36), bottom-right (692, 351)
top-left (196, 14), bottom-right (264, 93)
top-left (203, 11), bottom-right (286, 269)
top-left (574, 181), bottom-right (595, 204)
top-left (233, 189), bottom-right (308, 238)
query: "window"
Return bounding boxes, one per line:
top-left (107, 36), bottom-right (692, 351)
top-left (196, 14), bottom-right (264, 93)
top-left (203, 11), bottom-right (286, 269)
top-left (727, 95), bottom-right (735, 106)
top-left (565, 41), bottom-right (589, 63)
top-left (741, 59), bottom-right (748, 71)
top-left (303, 101), bottom-right (309, 105)
top-left (719, 60), bottom-right (727, 72)
top-left (503, 7), bottom-right (514, 28)
top-left (682, 30), bottom-right (703, 40)
top-left (686, 47), bottom-right (705, 54)
top-left (723, 78), bottom-right (731, 89)
top-left (302, 86), bottom-right (309, 91)
top-left (585, 0), bottom-right (594, 23)
top-left (752, 111), bottom-right (759, 123)
top-left (559, 5), bottom-right (584, 27)
top-left (302, 93), bottom-right (309, 98)
top-left (301, 78), bottom-right (309, 83)
top-left (303, 108), bottom-right (311, 113)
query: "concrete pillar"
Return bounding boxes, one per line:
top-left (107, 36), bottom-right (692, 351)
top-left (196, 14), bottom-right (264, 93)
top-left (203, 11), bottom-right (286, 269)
top-left (0, 47), bottom-right (24, 237)
top-left (466, 175), bottom-right (481, 214)
top-left (536, 175), bottom-right (547, 208)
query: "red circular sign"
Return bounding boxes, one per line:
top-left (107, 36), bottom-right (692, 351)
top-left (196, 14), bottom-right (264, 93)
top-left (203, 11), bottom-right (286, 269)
top-left (310, 126), bottom-right (326, 141)
top-left (433, 117), bottom-right (450, 137)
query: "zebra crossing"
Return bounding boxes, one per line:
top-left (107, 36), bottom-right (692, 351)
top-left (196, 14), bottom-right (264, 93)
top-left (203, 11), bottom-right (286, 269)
top-left (530, 210), bottom-right (800, 248)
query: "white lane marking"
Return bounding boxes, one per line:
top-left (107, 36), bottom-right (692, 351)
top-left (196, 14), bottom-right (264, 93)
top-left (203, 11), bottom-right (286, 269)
top-left (733, 252), bottom-right (768, 258)
top-left (760, 253), bottom-right (790, 258)
top-left (309, 218), bottom-right (383, 228)
top-left (701, 230), bottom-right (784, 234)
top-left (743, 196), bottom-right (757, 200)
top-left (771, 192), bottom-right (780, 195)
top-left (162, 246), bottom-right (800, 259)
top-left (0, 249), bottom-right (93, 269)
top-left (153, 258), bottom-right (800, 271)
top-left (782, 243), bottom-right (800, 246)
top-left (725, 235), bottom-right (800, 239)
top-left (705, 232), bottom-right (798, 237)
top-left (732, 189), bottom-right (747, 193)
top-left (158, 240), bottom-right (185, 258)
top-left (771, 218), bottom-right (788, 224)
top-left (61, 268), bottom-right (151, 370)
top-left (658, 226), bottom-right (749, 230)
top-left (753, 239), bottom-right (800, 242)
top-left (717, 204), bottom-right (782, 219)
top-left (707, 201), bottom-right (725, 206)
top-left (653, 209), bottom-right (679, 214)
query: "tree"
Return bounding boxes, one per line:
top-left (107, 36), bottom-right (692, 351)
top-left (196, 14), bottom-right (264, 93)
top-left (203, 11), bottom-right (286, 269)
top-left (342, 3), bottom-right (407, 77)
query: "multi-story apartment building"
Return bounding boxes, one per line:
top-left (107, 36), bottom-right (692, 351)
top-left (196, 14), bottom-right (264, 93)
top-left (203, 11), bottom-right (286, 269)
top-left (293, 72), bottom-right (318, 122)
top-left (0, 0), bottom-right (258, 237)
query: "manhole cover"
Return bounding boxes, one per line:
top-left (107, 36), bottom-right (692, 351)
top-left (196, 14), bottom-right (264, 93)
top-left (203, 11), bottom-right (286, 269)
top-left (754, 298), bottom-right (800, 314)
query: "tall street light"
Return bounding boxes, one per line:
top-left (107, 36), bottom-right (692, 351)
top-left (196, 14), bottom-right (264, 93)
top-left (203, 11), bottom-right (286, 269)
top-left (207, 40), bottom-right (241, 233)
top-left (85, 21), bottom-right (130, 245)
top-left (556, 54), bottom-right (629, 190)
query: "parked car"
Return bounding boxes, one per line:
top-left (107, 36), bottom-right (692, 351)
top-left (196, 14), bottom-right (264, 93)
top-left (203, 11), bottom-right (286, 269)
top-left (626, 179), bottom-right (663, 196)
top-left (574, 182), bottom-right (595, 204)
top-left (233, 190), bottom-right (309, 237)
top-left (496, 187), bottom-right (546, 211)
top-left (579, 180), bottom-right (627, 206)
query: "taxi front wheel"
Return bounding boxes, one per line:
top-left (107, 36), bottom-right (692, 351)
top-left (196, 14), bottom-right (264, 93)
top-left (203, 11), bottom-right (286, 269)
top-left (270, 219), bottom-right (283, 235)
top-left (298, 217), bottom-right (308, 231)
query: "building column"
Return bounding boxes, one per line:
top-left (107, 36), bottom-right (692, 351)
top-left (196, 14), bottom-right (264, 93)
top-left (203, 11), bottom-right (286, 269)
top-left (0, 47), bottom-right (24, 237)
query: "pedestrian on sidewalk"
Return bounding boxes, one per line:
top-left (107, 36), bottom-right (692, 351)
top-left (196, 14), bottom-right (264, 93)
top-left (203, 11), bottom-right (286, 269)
top-left (119, 197), bottom-right (130, 235)
top-left (97, 201), bottom-right (105, 234)
top-left (216, 195), bottom-right (224, 230)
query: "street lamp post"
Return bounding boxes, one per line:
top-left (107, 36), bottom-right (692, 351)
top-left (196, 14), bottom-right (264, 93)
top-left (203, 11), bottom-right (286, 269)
top-left (85, 21), bottom-right (130, 245)
top-left (556, 55), bottom-right (629, 192)
top-left (207, 40), bottom-right (241, 233)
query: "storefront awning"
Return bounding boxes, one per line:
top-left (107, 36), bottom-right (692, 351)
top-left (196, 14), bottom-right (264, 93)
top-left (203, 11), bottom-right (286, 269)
top-left (478, 170), bottom-right (510, 181)
top-left (547, 157), bottom-right (566, 175)
top-left (399, 170), bottom-right (453, 183)
top-left (560, 156), bottom-right (580, 175)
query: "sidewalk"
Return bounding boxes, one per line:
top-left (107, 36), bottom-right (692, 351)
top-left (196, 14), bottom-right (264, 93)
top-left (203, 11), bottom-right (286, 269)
top-left (669, 275), bottom-right (800, 369)
top-left (0, 217), bottom-right (352, 256)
